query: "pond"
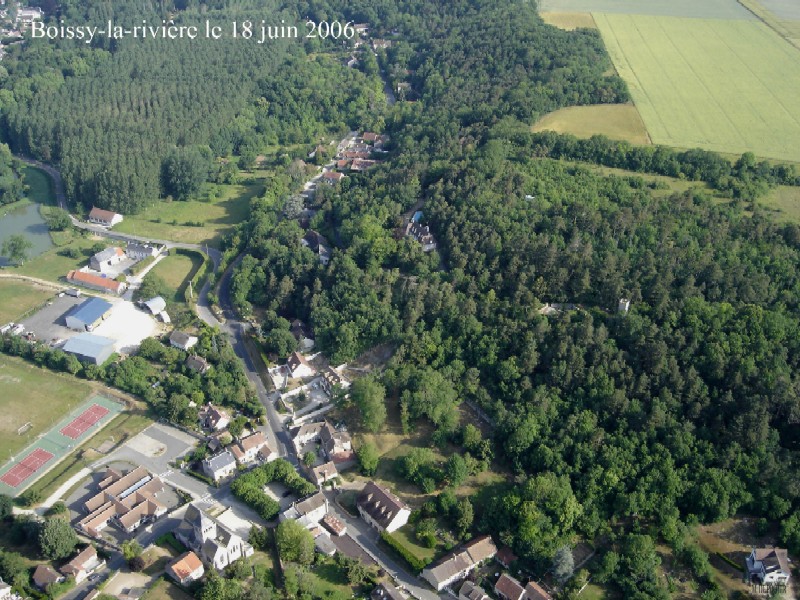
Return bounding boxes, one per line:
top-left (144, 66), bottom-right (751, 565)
top-left (0, 202), bottom-right (53, 266)
top-left (0, 166), bottom-right (56, 266)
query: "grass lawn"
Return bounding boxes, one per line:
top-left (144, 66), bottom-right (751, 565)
top-left (16, 235), bottom-right (100, 284)
top-left (306, 561), bottom-right (354, 599)
top-left (532, 103), bottom-right (650, 145)
top-left (759, 185), bottom-right (800, 223)
top-left (149, 252), bottom-right (203, 303)
top-left (594, 14), bottom-right (800, 162)
top-left (391, 523), bottom-right (439, 564)
top-left (579, 583), bottom-right (607, 599)
top-left (114, 181), bottom-right (263, 247)
top-left (143, 578), bottom-right (195, 600)
top-left (24, 410), bottom-right (153, 503)
top-left (0, 279), bottom-right (55, 323)
top-left (540, 11), bottom-right (597, 29)
top-left (0, 355), bottom-right (94, 458)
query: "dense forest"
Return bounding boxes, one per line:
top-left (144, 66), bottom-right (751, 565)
top-left (0, 0), bottom-right (384, 213)
top-left (0, 144), bottom-right (26, 206)
top-left (224, 0), bottom-right (800, 595)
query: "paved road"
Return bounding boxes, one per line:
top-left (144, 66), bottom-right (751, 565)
top-left (325, 490), bottom-right (441, 600)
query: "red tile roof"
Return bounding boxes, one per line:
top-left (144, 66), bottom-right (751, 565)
top-left (67, 270), bottom-right (125, 293)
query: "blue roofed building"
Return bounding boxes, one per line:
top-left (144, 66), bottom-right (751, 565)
top-left (65, 297), bottom-right (114, 331)
top-left (63, 333), bottom-right (116, 365)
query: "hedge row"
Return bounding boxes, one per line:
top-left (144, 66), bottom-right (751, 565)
top-left (380, 531), bottom-right (428, 573)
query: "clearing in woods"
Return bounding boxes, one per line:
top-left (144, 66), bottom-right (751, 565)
top-left (593, 14), bottom-right (800, 162)
top-left (532, 103), bottom-right (650, 145)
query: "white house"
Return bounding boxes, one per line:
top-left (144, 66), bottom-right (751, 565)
top-left (126, 243), bottom-right (161, 260)
top-left (88, 207), bottom-right (123, 227)
top-left (201, 405), bottom-right (230, 431)
top-left (356, 482), bottom-right (410, 533)
top-left (202, 451), bottom-right (237, 482)
top-left (280, 493), bottom-right (328, 529)
top-left (169, 330), bottom-right (198, 351)
top-left (287, 351), bottom-right (315, 378)
top-left (421, 535), bottom-right (497, 591)
top-left (745, 547), bottom-right (791, 585)
top-left (60, 546), bottom-right (106, 584)
top-left (89, 247), bottom-right (126, 273)
top-left (230, 432), bottom-right (271, 465)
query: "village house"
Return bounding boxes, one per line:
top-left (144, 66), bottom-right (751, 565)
top-left (230, 431), bottom-right (273, 465)
top-left (405, 221), bottom-right (438, 252)
top-left (126, 242), bottom-right (161, 260)
top-left (32, 565), bottom-right (63, 591)
top-left (200, 405), bottom-right (230, 431)
top-left (287, 350), bottom-right (315, 378)
top-left (78, 466), bottom-right (166, 537)
top-left (356, 482), bottom-right (411, 534)
top-left (496, 546), bottom-right (518, 568)
top-left (319, 421), bottom-right (353, 464)
top-left (745, 547), bottom-right (791, 586)
top-left (281, 492), bottom-right (328, 529)
top-left (291, 320), bottom-right (315, 351)
top-left (169, 330), bottom-right (198, 351)
top-left (291, 421), bottom-right (325, 452)
top-left (88, 207), bottom-right (123, 227)
top-left (202, 450), bottom-right (237, 482)
top-left (176, 504), bottom-right (254, 571)
top-left (67, 270), bottom-right (127, 295)
top-left (301, 230), bottom-right (332, 266)
top-left (421, 535), bottom-right (498, 591)
top-left (186, 355), bottom-right (211, 374)
top-left (460, 581), bottom-right (490, 600)
top-left (166, 551), bottom-right (205, 585)
top-left (320, 366), bottom-right (350, 396)
top-left (60, 546), bottom-right (105, 584)
top-left (89, 247), bottom-right (126, 274)
top-left (495, 574), bottom-right (525, 600)
top-left (309, 461), bottom-right (338, 487)
top-left (523, 581), bottom-right (552, 600)
top-left (321, 170), bottom-right (345, 184)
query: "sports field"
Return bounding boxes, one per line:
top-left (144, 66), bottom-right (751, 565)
top-left (593, 14), bottom-right (800, 161)
top-left (0, 356), bottom-right (93, 458)
top-left (0, 393), bottom-right (121, 496)
top-left (532, 104), bottom-right (650, 145)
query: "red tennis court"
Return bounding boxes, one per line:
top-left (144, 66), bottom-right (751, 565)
top-left (60, 404), bottom-right (110, 440)
top-left (0, 448), bottom-right (54, 488)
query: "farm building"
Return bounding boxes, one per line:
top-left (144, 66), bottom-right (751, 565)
top-left (63, 333), bottom-right (115, 365)
top-left (143, 296), bottom-right (167, 315)
top-left (88, 207), bottom-right (123, 227)
top-left (67, 270), bottom-right (127, 295)
top-left (89, 247), bottom-right (125, 273)
top-left (65, 297), bottom-right (113, 331)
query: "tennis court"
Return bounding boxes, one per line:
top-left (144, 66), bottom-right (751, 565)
top-left (60, 404), bottom-right (110, 439)
top-left (0, 448), bottom-right (54, 488)
top-left (0, 394), bottom-right (123, 497)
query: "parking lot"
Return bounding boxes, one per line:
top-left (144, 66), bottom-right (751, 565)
top-left (17, 294), bottom-right (84, 345)
top-left (15, 295), bottom-right (161, 354)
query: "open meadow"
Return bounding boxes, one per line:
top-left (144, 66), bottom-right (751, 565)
top-left (532, 104), bottom-right (650, 145)
top-left (593, 14), bottom-right (800, 162)
top-left (149, 251), bottom-right (204, 304)
top-left (0, 355), bottom-right (93, 458)
top-left (0, 279), bottom-right (55, 323)
top-left (113, 181), bottom-right (262, 247)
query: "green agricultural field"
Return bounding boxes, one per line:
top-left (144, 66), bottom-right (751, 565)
top-left (150, 252), bottom-right (203, 304)
top-left (540, 11), bottom-right (597, 30)
top-left (0, 356), bottom-right (93, 458)
top-left (0, 280), bottom-right (55, 323)
top-left (538, 0), bottom-right (753, 19)
top-left (114, 181), bottom-right (262, 247)
top-left (594, 14), bottom-right (800, 162)
top-left (532, 104), bottom-right (650, 145)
